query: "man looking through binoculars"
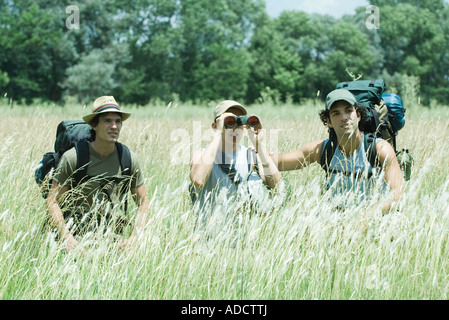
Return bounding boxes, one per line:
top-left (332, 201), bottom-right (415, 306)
top-left (189, 100), bottom-right (284, 219)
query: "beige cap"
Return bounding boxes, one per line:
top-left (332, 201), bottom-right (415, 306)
top-left (83, 96), bottom-right (131, 125)
top-left (213, 100), bottom-right (247, 119)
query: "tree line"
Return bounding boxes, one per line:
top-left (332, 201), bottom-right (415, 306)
top-left (1, 0), bottom-right (448, 106)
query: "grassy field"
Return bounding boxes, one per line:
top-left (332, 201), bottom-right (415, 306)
top-left (0, 99), bottom-right (448, 300)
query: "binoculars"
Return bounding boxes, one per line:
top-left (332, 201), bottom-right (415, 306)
top-left (224, 115), bottom-right (260, 128)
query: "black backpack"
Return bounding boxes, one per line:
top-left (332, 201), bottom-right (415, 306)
top-left (35, 120), bottom-right (132, 198)
top-left (320, 79), bottom-right (405, 175)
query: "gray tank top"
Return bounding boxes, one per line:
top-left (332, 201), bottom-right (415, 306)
top-left (324, 137), bottom-right (387, 204)
top-left (193, 145), bottom-right (265, 212)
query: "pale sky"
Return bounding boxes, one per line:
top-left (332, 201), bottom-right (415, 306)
top-left (265, 0), bottom-right (370, 18)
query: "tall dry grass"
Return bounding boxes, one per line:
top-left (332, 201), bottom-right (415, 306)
top-left (0, 100), bottom-right (448, 299)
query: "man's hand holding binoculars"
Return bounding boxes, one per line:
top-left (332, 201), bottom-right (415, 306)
top-left (217, 113), bottom-right (280, 189)
top-left (195, 111), bottom-right (282, 192)
top-left (215, 112), bottom-right (267, 153)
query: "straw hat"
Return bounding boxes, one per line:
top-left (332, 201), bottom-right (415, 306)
top-left (83, 96), bottom-right (131, 125)
top-left (214, 100), bottom-right (247, 119)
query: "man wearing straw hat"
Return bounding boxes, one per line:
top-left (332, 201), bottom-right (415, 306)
top-left (46, 96), bottom-right (150, 253)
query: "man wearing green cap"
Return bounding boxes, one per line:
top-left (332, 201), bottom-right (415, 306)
top-left (46, 96), bottom-right (150, 253)
top-left (272, 89), bottom-right (403, 214)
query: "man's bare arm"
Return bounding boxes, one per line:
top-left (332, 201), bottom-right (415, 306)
top-left (46, 181), bottom-right (79, 253)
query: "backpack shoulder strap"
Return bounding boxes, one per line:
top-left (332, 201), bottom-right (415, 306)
top-left (320, 136), bottom-right (337, 173)
top-left (116, 142), bottom-right (132, 176)
top-left (74, 140), bottom-right (90, 185)
top-left (364, 132), bottom-right (378, 169)
top-left (116, 142), bottom-right (132, 215)
top-left (246, 148), bottom-right (259, 174)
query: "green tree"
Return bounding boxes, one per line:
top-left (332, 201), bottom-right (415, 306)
top-left (192, 45), bottom-right (252, 102)
top-left (63, 44), bottom-right (131, 104)
top-left (3, 0), bottom-right (446, 106)
top-left (116, 0), bottom-right (181, 104)
top-left (0, 1), bottom-right (76, 102)
top-left (263, 12), bottom-right (374, 102)
top-left (247, 11), bottom-right (307, 104)
top-left (375, 3), bottom-right (446, 103)
top-left (177, 0), bottom-right (264, 102)
top-left (435, 3), bottom-right (449, 101)
top-left (0, 70), bottom-right (9, 90)
top-left (370, 0), bottom-right (446, 12)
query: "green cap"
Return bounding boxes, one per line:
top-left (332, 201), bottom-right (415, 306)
top-left (325, 89), bottom-right (357, 110)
